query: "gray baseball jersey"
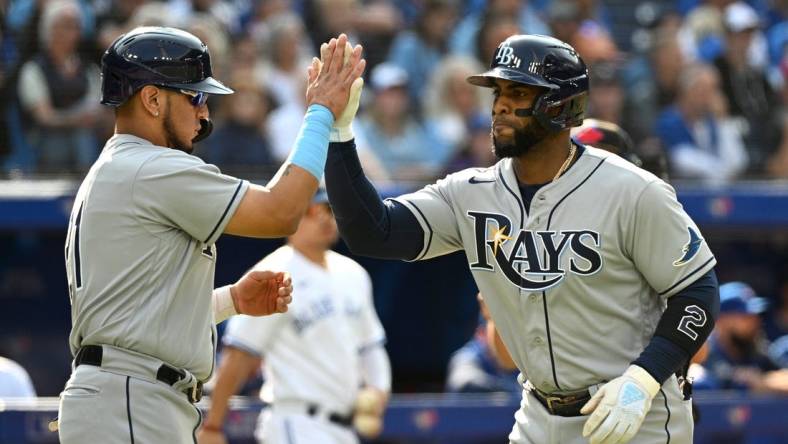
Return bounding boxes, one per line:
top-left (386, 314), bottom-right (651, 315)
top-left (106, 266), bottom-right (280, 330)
top-left (394, 146), bottom-right (716, 394)
top-left (65, 134), bottom-right (249, 380)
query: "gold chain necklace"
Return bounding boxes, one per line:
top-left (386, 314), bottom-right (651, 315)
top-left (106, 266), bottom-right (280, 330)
top-left (552, 143), bottom-right (577, 182)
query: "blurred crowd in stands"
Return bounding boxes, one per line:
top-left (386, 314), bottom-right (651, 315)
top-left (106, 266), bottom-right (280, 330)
top-left (0, 0), bottom-right (786, 183)
top-left (687, 281), bottom-right (788, 393)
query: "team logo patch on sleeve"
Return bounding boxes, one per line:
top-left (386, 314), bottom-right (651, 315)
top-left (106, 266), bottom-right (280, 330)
top-left (673, 227), bottom-right (702, 267)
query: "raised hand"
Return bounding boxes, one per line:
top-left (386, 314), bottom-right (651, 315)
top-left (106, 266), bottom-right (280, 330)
top-left (306, 34), bottom-right (365, 120)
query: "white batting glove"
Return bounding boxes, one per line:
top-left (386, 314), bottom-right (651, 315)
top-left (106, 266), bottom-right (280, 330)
top-left (580, 365), bottom-right (660, 444)
top-left (329, 42), bottom-right (363, 142)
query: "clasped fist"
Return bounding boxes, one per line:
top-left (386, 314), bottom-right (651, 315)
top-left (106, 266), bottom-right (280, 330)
top-left (231, 270), bottom-right (293, 316)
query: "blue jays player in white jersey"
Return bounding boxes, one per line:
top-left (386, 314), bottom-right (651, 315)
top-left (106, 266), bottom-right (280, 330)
top-left (323, 35), bottom-right (720, 444)
top-left (59, 29), bottom-right (365, 444)
top-left (197, 190), bottom-right (391, 444)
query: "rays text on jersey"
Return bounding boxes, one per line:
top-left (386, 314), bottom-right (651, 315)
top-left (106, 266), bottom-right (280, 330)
top-left (468, 211), bottom-right (603, 291)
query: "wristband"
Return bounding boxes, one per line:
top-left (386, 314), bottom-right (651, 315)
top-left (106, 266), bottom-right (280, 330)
top-left (288, 104), bottom-right (334, 180)
top-left (213, 285), bottom-right (236, 323)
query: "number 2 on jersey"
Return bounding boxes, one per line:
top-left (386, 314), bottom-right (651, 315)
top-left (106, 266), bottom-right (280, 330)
top-left (677, 305), bottom-right (707, 341)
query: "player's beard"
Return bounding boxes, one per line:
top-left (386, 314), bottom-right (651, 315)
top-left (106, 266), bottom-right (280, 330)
top-left (492, 119), bottom-right (550, 159)
top-left (162, 109), bottom-right (194, 154)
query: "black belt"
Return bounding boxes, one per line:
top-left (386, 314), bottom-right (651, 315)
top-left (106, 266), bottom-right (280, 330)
top-left (306, 403), bottom-right (353, 428)
top-left (74, 345), bottom-right (203, 403)
top-left (529, 386), bottom-right (591, 417)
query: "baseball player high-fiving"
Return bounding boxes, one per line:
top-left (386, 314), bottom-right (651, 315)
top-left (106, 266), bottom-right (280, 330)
top-left (58, 28), bottom-right (364, 444)
top-left (324, 35), bottom-right (719, 444)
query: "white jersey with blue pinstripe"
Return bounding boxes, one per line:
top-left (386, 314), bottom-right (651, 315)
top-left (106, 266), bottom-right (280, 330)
top-left (223, 245), bottom-right (385, 413)
top-left (393, 146), bottom-right (716, 394)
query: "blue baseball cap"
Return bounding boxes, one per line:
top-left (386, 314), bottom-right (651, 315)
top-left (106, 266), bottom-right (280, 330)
top-left (719, 282), bottom-right (769, 315)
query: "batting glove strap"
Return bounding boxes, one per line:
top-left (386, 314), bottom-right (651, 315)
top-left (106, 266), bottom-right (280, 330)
top-left (330, 125), bottom-right (355, 143)
top-left (580, 365), bottom-right (660, 444)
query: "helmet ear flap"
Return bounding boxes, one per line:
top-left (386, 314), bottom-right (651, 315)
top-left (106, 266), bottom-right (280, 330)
top-left (531, 91), bottom-right (570, 132)
top-left (101, 66), bottom-right (138, 106)
top-left (531, 93), bottom-right (557, 132)
top-left (532, 89), bottom-right (588, 132)
top-left (101, 68), bottom-right (124, 106)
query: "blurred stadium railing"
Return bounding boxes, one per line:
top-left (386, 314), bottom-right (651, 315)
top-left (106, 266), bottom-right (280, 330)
top-left (3, 180), bottom-right (788, 230)
top-left (1, 392), bottom-right (786, 444)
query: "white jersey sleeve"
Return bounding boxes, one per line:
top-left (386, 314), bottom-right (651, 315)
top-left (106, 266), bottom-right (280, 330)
top-left (392, 176), bottom-right (463, 260)
top-left (132, 150), bottom-right (249, 245)
top-left (629, 180), bottom-right (716, 297)
top-left (223, 313), bottom-right (286, 357)
top-left (357, 267), bottom-right (386, 350)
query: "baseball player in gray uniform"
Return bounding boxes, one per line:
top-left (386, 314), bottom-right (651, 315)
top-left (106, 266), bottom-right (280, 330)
top-left (323, 35), bottom-right (720, 444)
top-left (58, 28), bottom-right (364, 444)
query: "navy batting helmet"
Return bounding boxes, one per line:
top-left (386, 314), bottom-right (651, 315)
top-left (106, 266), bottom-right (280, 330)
top-left (467, 34), bottom-right (589, 132)
top-left (101, 26), bottom-right (233, 107)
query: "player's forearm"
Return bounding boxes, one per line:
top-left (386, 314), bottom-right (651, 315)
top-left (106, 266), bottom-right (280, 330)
top-left (633, 269), bottom-right (719, 383)
top-left (360, 344), bottom-right (392, 394)
top-left (225, 105), bottom-right (331, 237)
top-left (264, 164), bottom-right (321, 230)
top-left (487, 321), bottom-right (517, 371)
top-left (225, 173), bottom-right (318, 238)
top-left (263, 105), bottom-right (335, 230)
top-left (202, 348), bottom-right (258, 430)
top-left (325, 140), bottom-right (424, 259)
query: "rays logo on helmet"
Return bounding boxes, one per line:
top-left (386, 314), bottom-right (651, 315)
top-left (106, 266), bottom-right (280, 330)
top-left (673, 227), bottom-right (703, 266)
top-left (495, 43), bottom-right (521, 69)
top-left (468, 211), bottom-right (603, 291)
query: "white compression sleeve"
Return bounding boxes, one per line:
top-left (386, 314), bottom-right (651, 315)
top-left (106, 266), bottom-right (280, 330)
top-left (213, 285), bottom-right (237, 324)
top-left (360, 345), bottom-right (392, 393)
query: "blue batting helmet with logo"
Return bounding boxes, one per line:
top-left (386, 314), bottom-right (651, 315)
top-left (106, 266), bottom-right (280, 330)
top-left (100, 26), bottom-right (233, 107)
top-left (467, 34), bottom-right (589, 132)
